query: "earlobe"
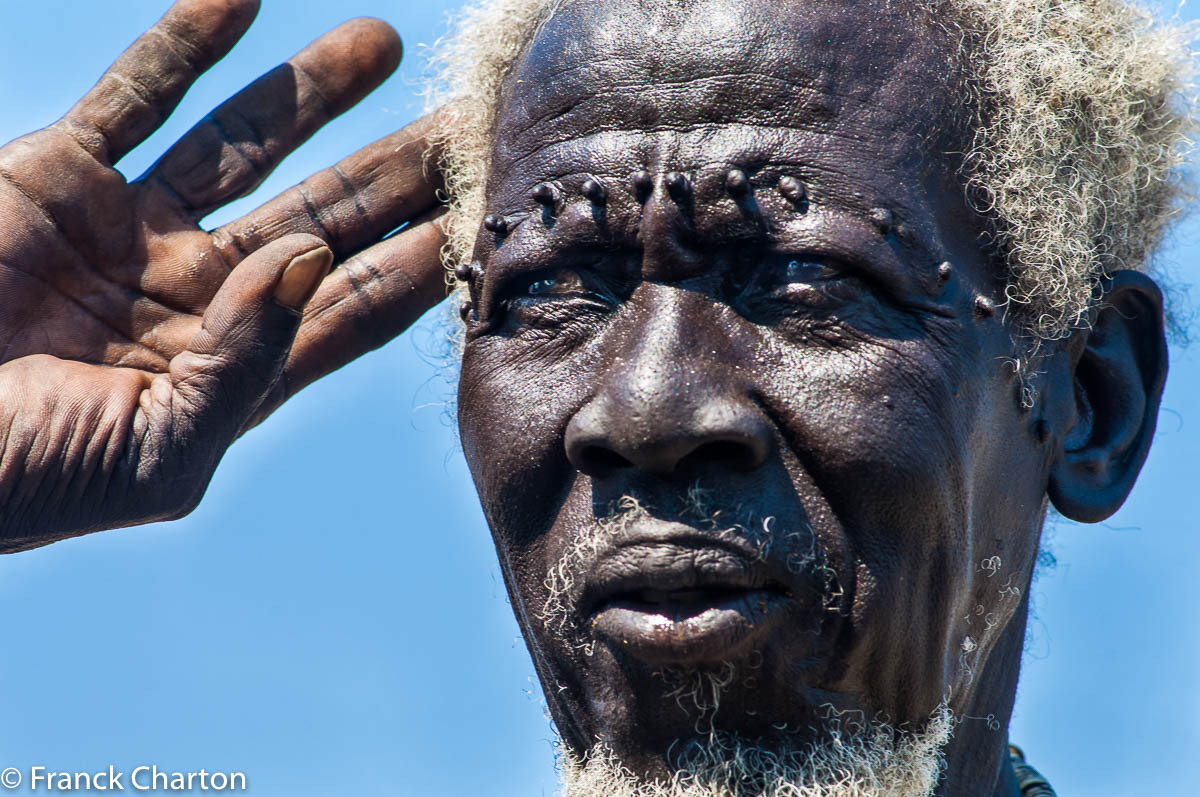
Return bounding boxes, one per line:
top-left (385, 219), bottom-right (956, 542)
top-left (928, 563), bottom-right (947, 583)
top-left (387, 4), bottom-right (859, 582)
top-left (1046, 270), bottom-right (1168, 523)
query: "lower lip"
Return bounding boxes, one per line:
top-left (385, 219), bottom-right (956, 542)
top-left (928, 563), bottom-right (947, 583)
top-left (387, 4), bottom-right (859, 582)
top-left (590, 589), bottom-right (792, 664)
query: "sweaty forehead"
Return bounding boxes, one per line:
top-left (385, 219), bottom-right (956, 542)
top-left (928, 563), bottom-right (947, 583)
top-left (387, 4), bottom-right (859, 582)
top-left (490, 0), bottom-right (964, 191)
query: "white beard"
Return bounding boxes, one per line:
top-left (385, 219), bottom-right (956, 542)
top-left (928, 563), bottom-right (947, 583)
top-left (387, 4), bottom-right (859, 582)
top-left (558, 705), bottom-right (953, 797)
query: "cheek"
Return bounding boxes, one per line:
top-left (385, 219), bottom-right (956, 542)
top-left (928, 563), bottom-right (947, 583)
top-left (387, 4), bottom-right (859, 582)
top-left (759, 323), bottom-right (1030, 686)
top-left (763, 326), bottom-right (980, 540)
top-left (458, 335), bottom-right (595, 546)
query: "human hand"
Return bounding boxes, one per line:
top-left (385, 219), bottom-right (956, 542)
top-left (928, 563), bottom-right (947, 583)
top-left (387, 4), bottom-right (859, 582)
top-left (0, 0), bottom-right (447, 551)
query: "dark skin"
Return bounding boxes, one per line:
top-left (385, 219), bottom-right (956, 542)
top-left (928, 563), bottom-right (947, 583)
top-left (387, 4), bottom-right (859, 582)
top-left (1, 0), bottom-right (1168, 794)
top-left (457, 0), bottom-right (1168, 794)
top-left (0, 0), bottom-right (445, 549)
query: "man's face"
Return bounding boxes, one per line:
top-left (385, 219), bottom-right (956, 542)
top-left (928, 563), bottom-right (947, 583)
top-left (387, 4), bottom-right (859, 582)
top-left (457, 0), bottom-right (1049, 777)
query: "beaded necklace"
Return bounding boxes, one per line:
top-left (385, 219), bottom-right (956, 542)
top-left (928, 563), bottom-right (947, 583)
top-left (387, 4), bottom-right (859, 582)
top-left (1008, 745), bottom-right (1056, 796)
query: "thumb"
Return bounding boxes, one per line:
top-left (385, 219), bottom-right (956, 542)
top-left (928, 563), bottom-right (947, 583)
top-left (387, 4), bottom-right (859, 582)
top-left (169, 233), bottom-right (332, 441)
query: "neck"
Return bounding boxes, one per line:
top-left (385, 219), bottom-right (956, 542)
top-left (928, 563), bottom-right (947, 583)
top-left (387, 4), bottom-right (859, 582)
top-left (937, 591), bottom-right (1031, 797)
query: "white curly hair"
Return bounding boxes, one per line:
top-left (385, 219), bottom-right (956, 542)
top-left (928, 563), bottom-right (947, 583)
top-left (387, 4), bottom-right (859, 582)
top-left (427, 0), bottom-right (1197, 342)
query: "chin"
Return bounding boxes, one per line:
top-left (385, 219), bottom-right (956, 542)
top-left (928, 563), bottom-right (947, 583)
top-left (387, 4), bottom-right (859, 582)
top-left (556, 702), bottom-right (954, 797)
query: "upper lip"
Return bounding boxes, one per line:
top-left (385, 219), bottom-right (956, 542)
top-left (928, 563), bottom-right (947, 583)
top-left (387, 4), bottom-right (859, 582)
top-left (579, 523), bottom-right (793, 617)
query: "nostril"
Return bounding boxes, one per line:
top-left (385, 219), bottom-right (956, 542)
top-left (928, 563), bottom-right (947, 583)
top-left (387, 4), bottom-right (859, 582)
top-left (565, 397), bottom-right (773, 478)
top-left (681, 439), bottom-right (767, 472)
top-left (579, 445), bottom-right (633, 476)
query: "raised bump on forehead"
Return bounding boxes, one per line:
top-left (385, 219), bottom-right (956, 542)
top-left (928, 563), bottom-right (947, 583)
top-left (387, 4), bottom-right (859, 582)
top-left (487, 0), bottom-right (966, 204)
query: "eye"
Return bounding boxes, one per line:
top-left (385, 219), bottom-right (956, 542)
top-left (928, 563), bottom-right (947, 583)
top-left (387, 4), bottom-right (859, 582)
top-left (497, 267), bottom-right (617, 330)
top-left (526, 278), bottom-right (559, 296)
top-left (510, 271), bottom-right (587, 300)
top-left (766, 254), bottom-right (859, 298)
top-left (781, 258), bottom-right (841, 284)
top-left (733, 253), bottom-right (869, 314)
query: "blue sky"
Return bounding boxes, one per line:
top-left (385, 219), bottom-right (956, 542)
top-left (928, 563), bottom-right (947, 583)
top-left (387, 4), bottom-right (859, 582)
top-left (0, 1), bottom-right (1197, 795)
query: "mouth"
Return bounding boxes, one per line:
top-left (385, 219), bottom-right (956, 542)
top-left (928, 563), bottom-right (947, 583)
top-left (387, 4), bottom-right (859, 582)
top-left (583, 538), bottom-right (797, 664)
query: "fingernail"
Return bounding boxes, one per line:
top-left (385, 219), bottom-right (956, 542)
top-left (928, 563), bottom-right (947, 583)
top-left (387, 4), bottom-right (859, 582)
top-left (274, 246), bottom-right (333, 311)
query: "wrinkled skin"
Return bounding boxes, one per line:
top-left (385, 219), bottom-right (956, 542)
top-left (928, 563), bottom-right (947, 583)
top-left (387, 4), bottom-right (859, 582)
top-left (1, 0), bottom-right (1169, 794)
top-left (457, 0), bottom-right (1167, 794)
top-left (0, 0), bottom-right (445, 549)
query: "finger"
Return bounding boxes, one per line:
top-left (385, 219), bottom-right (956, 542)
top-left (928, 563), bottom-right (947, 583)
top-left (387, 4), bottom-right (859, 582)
top-left (243, 213), bottom-right (447, 430)
top-left (213, 112), bottom-right (443, 263)
top-left (147, 17), bottom-right (403, 218)
top-left (166, 233), bottom-right (331, 443)
top-left (56, 0), bottom-right (260, 166)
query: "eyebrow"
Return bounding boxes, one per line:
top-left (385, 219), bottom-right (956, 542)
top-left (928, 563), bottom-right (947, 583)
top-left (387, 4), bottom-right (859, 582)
top-left (480, 187), bottom-right (952, 307)
top-left (487, 160), bottom-right (941, 255)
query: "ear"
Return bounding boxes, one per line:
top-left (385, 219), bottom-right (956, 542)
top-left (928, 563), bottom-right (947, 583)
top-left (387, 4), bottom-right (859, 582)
top-left (1046, 270), bottom-right (1168, 523)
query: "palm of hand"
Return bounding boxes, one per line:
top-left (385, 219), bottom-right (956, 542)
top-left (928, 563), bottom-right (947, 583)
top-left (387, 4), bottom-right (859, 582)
top-left (0, 129), bottom-right (214, 371)
top-left (0, 0), bottom-right (446, 550)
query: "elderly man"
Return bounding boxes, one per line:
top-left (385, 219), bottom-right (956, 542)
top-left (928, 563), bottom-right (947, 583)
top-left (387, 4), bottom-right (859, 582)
top-left (0, 0), bottom-right (1190, 794)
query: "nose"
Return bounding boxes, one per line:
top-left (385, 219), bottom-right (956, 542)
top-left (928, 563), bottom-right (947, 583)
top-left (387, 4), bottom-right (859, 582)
top-left (566, 397), bottom-right (773, 477)
top-left (563, 290), bottom-right (773, 479)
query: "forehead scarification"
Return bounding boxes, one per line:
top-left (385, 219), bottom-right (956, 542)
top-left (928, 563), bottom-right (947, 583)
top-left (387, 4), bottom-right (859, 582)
top-left (490, 0), bottom-right (966, 188)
